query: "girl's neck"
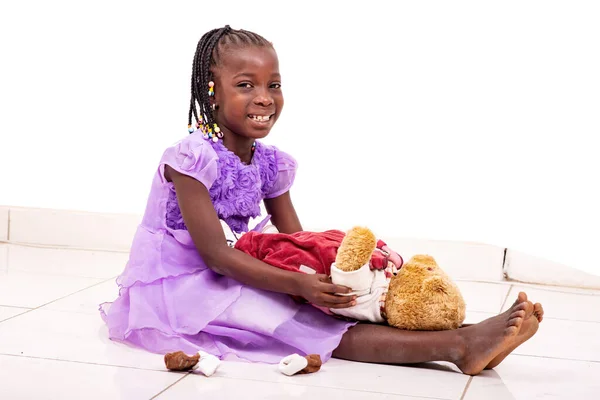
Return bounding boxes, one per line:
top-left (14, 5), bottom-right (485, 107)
top-left (222, 135), bottom-right (255, 164)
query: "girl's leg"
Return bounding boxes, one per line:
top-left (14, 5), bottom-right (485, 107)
top-left (333, 292), bottom-right (541, 375)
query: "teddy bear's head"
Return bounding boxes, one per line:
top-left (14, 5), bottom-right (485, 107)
top-left (400, 254), bottom-right (444, 277)
top-left (385, 254), bottom-right (466, 331)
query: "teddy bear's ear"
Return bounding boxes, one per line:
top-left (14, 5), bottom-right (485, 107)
top-left (421, 276), bottom-right (449, 295)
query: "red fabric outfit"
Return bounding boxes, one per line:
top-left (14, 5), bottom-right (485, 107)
top-left (234, 230), bottom-right (403, 316)
top-left (235, 230), bottom-right (343, 276)
top-left (234, 230), bottom-right (403, 281)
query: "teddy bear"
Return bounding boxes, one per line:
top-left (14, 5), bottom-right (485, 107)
top-left (332, 226), bottom-right (466, 331)
top-left (234, 225), bottom-right (466, 331)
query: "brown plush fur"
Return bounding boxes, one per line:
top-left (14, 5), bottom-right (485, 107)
top-left (335, 227), bottom-right (377, 272)
top-left (385, 254), bottom-right (466, 330)
top-left (299, 354), bottom-right (322, 374)
top-left (335, 227), bottom-right (466, 331)
top-left (164, 351), bottom-right (200, 371)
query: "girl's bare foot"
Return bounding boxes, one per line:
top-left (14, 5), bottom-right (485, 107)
top-left (484, 294), bottom-right (544, 369)
top-left (533, 302), bottom-right (544, 322)
top-left (454, 292), bottom-right (535, 375)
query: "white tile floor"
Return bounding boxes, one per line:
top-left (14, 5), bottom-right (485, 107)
top-left (0, 243), bottom-right (599, 399)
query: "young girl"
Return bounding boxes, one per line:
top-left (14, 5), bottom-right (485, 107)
top-left (100, 25), bottom-right (544, 375)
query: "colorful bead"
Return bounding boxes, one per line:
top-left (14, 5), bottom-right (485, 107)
top-left (187, 124), bottom-right (194, 133)
top-left (212, 136), bottom-right (218, 143)
top-left (203, 134), bottom-right (209, 140)
top-left (214, 126), bottom-right (220, 133)
top-left (208, 81), bottom-right (214, 88)
top-left (216, 131), bottom-right (224, 139)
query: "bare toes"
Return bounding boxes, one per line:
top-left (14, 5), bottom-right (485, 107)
top-left (507, 316), bottom-right (523, 328)
top-left (513, 300), bottom-right (531, 314)
top-left (509, 292), bottom-right (528, 309)
top-left (524, 301), bottom-right (534, 318)
top-left (534, 303), bottom-right (544, 322)
top-left (509, 309), bottom-right (526, 320)
top-left (517, 292), bottom-right (528, 304)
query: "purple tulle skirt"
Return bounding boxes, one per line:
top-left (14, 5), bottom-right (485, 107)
top-left (99, 227), bottom-right (356, 363)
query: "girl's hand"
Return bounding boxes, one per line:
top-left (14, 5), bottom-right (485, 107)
top-left (297, 274), bottom-right (357, 309)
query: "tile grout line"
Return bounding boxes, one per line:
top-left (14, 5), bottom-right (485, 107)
top-left (502, 279), bottom-right (600, 295)
top-left (466, 313), bottom-right (600, 325)
top-left (0, 240), bottom-right (130, 255)
top-left (0, 352), bottom-right (178, 373)
top-left (463, 310), bottom-right (600, 325)
top-left (499, 284), bottom-right (514, 313)
top-left (453, 278), bottom-right (600, 296)
top-left (522, 316), bottom-right (600, 325)
top-left (0, 305), bottom-right (34, 310)
top-left (150, 373), bottom-right (191, 399)
top-left (1, 266), bottom-right (119, 280)
top-left (459, 376), bottom-right (473, 400)
top-left (0, 276), bottom-right (117, 324)
top-left (511, 353), bottom-right (600, 364)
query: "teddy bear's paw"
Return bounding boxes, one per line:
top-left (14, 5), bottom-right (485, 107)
top-left (279, 354), bottom-right (322, 376)
top-left (164, 351), bottom-right (200, 371)
top-left (300, 354), bottom-right (323, 374)
top-left (335, 226), bottom-right (377, 272)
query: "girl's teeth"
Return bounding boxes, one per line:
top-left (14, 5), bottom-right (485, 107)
top-left (251, 115), bottom-right (270, 121)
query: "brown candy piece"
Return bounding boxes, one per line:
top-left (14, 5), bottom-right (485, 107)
top-left (299, 354), bottom-right (322, 374)
top-left (164, 351), bottom-right (200, 371)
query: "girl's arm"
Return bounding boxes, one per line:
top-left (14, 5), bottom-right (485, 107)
top-left (264, 191), bottom-right (302, 234)
top-left (165, 166), bottom-right (355, 308)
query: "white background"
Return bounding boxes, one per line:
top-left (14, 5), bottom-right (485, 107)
top-left (1, 1), bottom-right (598, 276)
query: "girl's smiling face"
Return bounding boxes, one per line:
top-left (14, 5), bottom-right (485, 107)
top-left (212, 45), bottom-right (283, 141)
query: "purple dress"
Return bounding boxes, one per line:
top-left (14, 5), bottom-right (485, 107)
top-left (99, 132), bottom-right (356, 363)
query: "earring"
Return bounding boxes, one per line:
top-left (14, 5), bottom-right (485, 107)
top-left (215, 125), bottom-right (223, 139)
top-left (211, 104), bottom-right (217, 111)
top-left (208, 81), bottom-right (214, 97)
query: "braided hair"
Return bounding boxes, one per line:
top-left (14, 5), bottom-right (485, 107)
top-left (188, 25), bottom-right (273, 132)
